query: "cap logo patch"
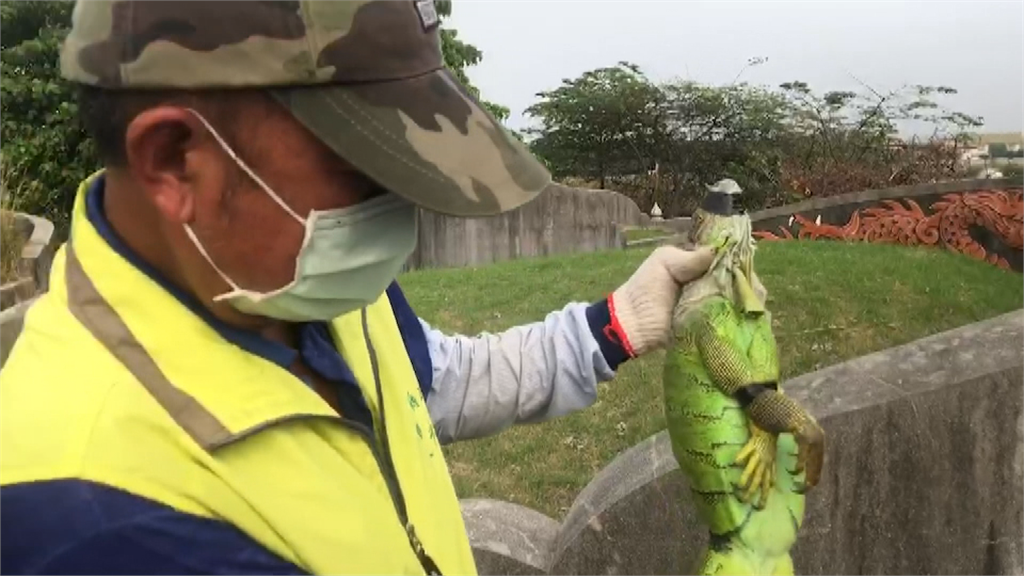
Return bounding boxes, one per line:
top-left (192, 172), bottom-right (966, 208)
top-left (414, 0), bottom-right (440, 31)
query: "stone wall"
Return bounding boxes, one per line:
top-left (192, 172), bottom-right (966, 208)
top-left (750, 178), bottom-right (1024, 272)
top-left (405, 183), bottom-right (644, 270)
top-left (462, 310), bottom-right (1024, 575)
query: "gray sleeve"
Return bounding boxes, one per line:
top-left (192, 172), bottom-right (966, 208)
top-left (420, 303), bottom-right (617, 445)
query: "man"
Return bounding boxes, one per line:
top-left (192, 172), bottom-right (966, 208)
top-left (0, 2), bottom-right (713, 574)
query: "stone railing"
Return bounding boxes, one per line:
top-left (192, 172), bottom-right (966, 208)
top-left (461, 311), bottom-right (1024, 575)
top-left (0, 212), bottom-right (58, 367)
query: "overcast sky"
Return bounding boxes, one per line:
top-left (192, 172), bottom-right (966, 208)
top-left (448, 0), bottom-right (1024, 137)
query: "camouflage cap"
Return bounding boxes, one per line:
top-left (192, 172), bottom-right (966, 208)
top-left (60, 0), bottom-right (550, 217)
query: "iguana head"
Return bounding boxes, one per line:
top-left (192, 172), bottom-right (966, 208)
top-left (675, 179), bottom-right (767, 320)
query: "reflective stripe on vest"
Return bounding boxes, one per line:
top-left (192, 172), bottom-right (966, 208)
top-left (65, 243), bottom-right (235, 448)
top-left (62, 243), bottom-right (473, 574)
top-left (2, 175), bottom-right (477, 574)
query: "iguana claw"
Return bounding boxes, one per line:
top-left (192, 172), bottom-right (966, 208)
top-left (793, 422), bottom-right (826, 491)
top-left (734, 424), bottom-right (777, 509)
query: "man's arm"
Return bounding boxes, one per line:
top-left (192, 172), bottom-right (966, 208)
top-left (394, 246), bottom-right (715, 445)
top-left (1, 480), bottom-right (308, 575)
top-left (419, 300), bottom-right (628, 444)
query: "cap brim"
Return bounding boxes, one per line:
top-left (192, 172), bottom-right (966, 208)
top-left (269, 69), bottom-right (550, 217)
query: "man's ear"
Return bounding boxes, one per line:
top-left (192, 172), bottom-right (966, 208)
top-left (124, 106), bottom-right (209, 225)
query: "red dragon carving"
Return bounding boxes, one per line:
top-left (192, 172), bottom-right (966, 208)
top-left (753, 188), bottom-right (1024, 270)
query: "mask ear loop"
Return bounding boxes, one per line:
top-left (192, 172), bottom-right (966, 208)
top-left (182, 109), bottom-right (311, 304)
top-left (183, 223), bottom-right (241, 302)
top-left (186, 108), bottom-right (305, 226)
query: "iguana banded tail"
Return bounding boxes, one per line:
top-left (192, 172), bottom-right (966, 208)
top-left (663, 179), bottom-right (825, 576)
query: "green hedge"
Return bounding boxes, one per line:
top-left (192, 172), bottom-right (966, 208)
top-left (2, 1), bottom-right (96, 237)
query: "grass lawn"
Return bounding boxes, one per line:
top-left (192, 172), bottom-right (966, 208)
top-left (399, 241), bottom-right (1024, 518)
top-left (622, 227), bottom-right (672, 242)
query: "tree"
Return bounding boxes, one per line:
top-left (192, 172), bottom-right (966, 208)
top-left (523, 60), bottom-right (983, 216)
top-left (524, 62), bottom-right (792, 214)
top-left (776, 81), bottom-right (982, 197)
top-left (525, 62), bottom-right (663, 189)
top-left (1, 0), bottom-right (91, 235)
top-left (435, 0), bottom-right (510, 122)
top-left (654, 80), bottom-right (791, 213)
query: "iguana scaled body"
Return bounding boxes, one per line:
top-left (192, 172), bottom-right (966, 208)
top-left (663, 179), bottom-right (825, 576)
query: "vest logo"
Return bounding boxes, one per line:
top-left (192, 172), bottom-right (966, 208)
top-left (408, 391), bottom-right (437, 458)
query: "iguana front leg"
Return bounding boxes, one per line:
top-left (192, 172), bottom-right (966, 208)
top-left (744, 392), bottom-right (825, 491)
top-left (693, 316), bottom-right (779, 505)
top-left (695, 314), bottom-right (825, 495)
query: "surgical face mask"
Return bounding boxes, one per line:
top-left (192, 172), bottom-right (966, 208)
top-left (183, 109), bottom-right (418, 322)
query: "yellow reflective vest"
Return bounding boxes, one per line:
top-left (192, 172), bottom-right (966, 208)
top-left (1, 173), bottom-right (477, 575)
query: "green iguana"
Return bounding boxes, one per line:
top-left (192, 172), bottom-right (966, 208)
top-left (663, 179), bottom-right (826, 576)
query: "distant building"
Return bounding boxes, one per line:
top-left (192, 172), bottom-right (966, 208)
top-left (961, 144), bottom-right (989, 159)
top-left (970, 132), bottom-right (1024, 148)
top-left (978, 167), bottom-right (1005, 179)
top-left (957, 133), bottom-right (1023, 168)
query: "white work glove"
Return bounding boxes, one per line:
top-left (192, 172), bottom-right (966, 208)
top-left (607, 245), bottom-right (716, 357)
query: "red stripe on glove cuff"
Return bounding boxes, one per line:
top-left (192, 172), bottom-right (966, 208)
top-left (604, 293), bottom-right (637, 358)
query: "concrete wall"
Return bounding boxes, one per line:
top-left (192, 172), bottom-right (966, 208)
top-left (462, 310), bottom-right (1024, 575)
top-left (750, 178), bottom-right (1024, 271)
top-left (406, 184), bottom-right (645, 270)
